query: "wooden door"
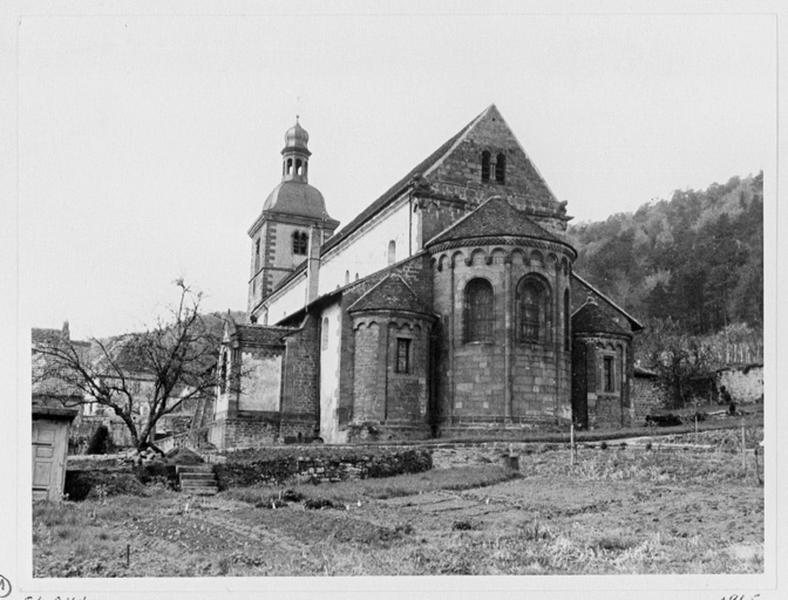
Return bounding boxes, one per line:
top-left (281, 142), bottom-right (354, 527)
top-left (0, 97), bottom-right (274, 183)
top-left (32, 420), bottom-right (67, 501)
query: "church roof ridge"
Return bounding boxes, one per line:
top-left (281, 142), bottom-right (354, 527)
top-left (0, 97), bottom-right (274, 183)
top-left (320, 105), bottom-right (494, 256)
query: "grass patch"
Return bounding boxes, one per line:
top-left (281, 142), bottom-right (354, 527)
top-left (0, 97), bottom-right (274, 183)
top-left (222, 464), bottom-right (519, 506)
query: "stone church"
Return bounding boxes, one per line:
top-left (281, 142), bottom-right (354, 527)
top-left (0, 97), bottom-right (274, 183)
top-left (209, 105), bottom-right (642, 448)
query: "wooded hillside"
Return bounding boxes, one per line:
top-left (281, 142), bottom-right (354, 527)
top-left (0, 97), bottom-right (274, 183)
top-left (569, 172), bottom-right (763, 336)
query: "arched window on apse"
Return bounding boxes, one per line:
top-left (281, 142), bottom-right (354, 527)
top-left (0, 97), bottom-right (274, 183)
top-left (464, 278), bottom-right (494, 342)
top-left (516, 276), bottom-right (551, 343)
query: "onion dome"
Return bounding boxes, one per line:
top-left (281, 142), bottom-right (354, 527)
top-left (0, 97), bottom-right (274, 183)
top-left (282, 116), bottom-right (310, 155)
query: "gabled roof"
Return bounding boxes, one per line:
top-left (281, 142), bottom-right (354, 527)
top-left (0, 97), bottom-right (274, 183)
top-left (320, 105), bottom-right (494, 255)
top-left (572, 299), bottom-right (632, 337)
top-left (348, 273), bottom-right (429, 315)
top-left (223, 312), bottom-right (295, 346)
top-left (234, 323), bottom-right (293, 346)
top-left (425, 195), bottom-right (571, 249)
top-left (571, 273), bottom-right (644, 332)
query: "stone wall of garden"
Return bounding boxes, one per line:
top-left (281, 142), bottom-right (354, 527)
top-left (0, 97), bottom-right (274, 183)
top-left (213, 446), bottom-right (432, 489)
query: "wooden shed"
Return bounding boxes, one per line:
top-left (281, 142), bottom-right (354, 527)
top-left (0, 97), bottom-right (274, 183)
top-left (32, 405), bottom-right (78, 501)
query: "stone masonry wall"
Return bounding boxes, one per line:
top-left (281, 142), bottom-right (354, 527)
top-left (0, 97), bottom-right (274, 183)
top-left (431, 243), bottom-right (572, 426)
top-left (280, 314), bottom-right (320, 419)
top-left (632, 376), bottom-right (665, 423)
top-left (717, 366), bottom-right (763, 404)
top-left (209, 414), bottom-right (280, 450)
top-left (213, 447), bottom-right (432, 488)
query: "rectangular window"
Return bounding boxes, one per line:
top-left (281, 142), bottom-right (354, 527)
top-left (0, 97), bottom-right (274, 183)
top-left (254, 238), bottom-right (261, 270)
top-left (395, 338), bottom-right (411, 374)
top-left (603, 356), bottom-right (614, 393)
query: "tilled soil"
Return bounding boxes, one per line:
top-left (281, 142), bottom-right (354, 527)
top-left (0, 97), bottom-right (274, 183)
top-left (33, 446), bottom-right (764, 576)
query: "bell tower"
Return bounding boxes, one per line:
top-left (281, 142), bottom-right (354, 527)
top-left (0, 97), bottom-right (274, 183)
top-left (247, 118), bottom-right (339, 322)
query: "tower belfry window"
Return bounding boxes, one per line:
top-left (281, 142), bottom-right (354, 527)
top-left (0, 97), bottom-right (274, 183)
top-left (293, 231), bottom-right (308, 255)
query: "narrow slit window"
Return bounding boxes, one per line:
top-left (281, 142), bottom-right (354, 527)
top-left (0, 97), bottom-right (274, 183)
top-left (481, 151), bottom-right (491, 182)
top-left (395, 338), bottom-right (411, 374)
top-left (495, 153), bottom-right (506, 183)
top-left (603, 356), bottom-right (615, 392)
top-left (387, 240), bottom-right (396, 264)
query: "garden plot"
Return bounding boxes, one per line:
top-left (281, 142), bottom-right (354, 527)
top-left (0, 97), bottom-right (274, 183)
top-left (33, 430), bottom-right (763, 577)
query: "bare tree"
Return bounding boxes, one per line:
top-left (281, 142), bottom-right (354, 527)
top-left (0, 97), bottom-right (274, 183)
top-left (33, 280), bottom-right (222, 454)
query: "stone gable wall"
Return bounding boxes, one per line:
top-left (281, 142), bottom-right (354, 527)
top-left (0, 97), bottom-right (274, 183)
top-left (425, 110), bottom-right (565, 230)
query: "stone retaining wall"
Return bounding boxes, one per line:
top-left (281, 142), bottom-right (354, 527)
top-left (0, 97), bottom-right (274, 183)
top-left (213, 447), bottom-right (432, 489)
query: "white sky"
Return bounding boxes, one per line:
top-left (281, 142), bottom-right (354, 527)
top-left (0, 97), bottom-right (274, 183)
top-left (11, 6), bottom-right (776, 339)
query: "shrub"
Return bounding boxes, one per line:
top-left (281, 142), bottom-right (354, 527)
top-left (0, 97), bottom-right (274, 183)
top-left (65, 469), bottom-right (146, 501)
top-left (304, 497), bottom-right (340, 510)
top-left (134, 461), bottom-right (177, 487)
top-left (86, 425), bottom-right (113, 455)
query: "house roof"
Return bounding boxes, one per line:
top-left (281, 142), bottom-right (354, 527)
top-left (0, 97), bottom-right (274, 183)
top-left (425, 195), bottom-right (572, 249)
top-left (234, 323), bottom-right (293, 346)
top-left (32, 327), bottom-right (64, 345)
top-left (32, 405), bottom-right (79, 421)
top-left (572, 300), bottom-right (632, 337)
top-left (348, 273), bottom-right (429, 315)
top-left (634, 365), bottom-right (659, 378)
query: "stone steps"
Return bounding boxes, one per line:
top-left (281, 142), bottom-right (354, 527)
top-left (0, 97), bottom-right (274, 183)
top-left (176, 464), bottom-right (218, 496)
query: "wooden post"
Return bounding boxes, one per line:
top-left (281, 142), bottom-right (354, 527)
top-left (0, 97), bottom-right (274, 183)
top-left (741, 420), bottom-right (747, 475)
top-left (126, 543), bottom-right (130, 567)
top-left (570, 422), bottom-right (575, 466)
top-left (694, 414), bottom-right (698, 442)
